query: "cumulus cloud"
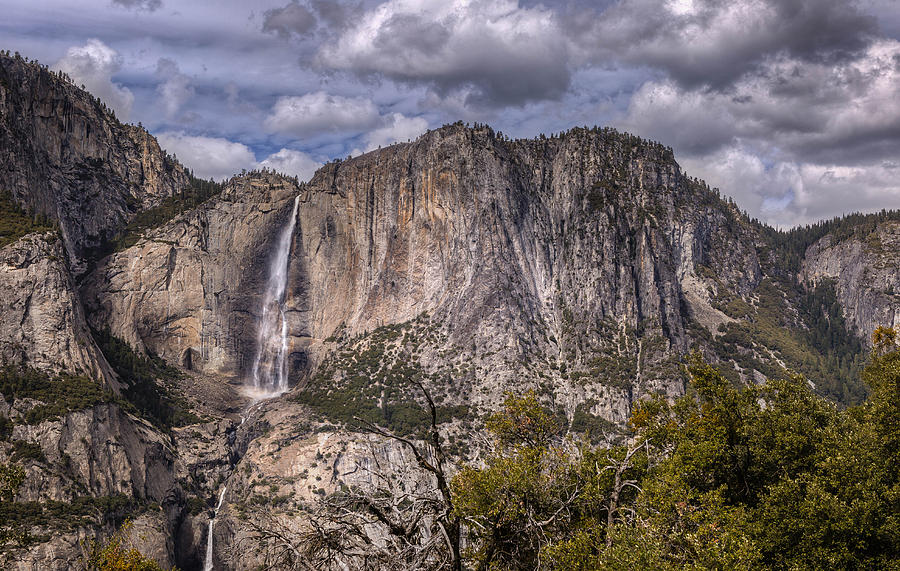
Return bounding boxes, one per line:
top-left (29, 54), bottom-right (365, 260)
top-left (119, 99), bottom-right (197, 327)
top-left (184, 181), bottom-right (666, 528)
top-left (681, 147), bottom-right (900, 227)
top-left (364, 113), bottom-right (428, 151)
top-left (316, 0), bottom-right (570, 106)
top-left (258, 148), bottom-right (322, 181)
top-left (621, 39), bottom-right (900, 165)
top-left (112, 0), bottom-right (161, 12)
top-left (580, 0), bottom-right (877, 89)
top-left (156, 132), bottom-right (257, 181)
top-left (155, 58), bottom-right (194, 119)
top-left (262, 1), bottom-right (317, 39)
top-left (617, 37), bottom-right (900, 225)
top-left (264, 91), bottom-right (381, 137)
top-left (53, 39), bottom-right (134, 120)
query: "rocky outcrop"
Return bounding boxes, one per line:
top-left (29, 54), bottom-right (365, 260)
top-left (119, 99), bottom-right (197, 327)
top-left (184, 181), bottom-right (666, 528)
top-left (0, 53), bottom-right (190, 271)
top-left (0, 232), bottom-right (111, 380)
top-left (0, 402), bottom-right (181, 569)
top-left (290, 126), bottom-right (763, 405)
top-left (83, 173), bottom-right (300, 380)
top-left (800, 221), bottom-right (900, 344)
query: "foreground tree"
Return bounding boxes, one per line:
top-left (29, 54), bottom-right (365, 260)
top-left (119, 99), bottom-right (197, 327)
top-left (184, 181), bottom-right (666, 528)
top-left (454, 337), bottom-right (900, 569)
top-left (452, 391), bottom-right (647, 570)
top-left (81, 521), bottom-right (171, 571)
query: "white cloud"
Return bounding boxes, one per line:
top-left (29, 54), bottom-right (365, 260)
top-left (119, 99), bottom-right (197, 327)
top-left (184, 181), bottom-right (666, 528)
top-left (680, 146), bottom-right (900, 227)
top-left (617, 39), bottom-right (900, 225)
top-left (53, 39), bottom-right (134, 120)
top-left (258, 148), bottom-right (322, 181)
top-left (316, 0), bottom-right (570, 106)
top-left (364, 113), bottom-right (428, 151)
top-left (620, 39), bottom-right (900, 163)
top-left (156, 131), bottom-right (256, 181)
top-left (264, 91), bottom-right (381, 137)
top-left (579, 0), bottom-right (875, 89)
top-left (156, 58), bottom-right (194, 119)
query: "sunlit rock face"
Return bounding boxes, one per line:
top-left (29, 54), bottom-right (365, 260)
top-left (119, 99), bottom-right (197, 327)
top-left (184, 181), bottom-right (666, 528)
top-left (82, 173), bottom-right (301, 381)
top-left (0, 233), bottom-right (110, 380)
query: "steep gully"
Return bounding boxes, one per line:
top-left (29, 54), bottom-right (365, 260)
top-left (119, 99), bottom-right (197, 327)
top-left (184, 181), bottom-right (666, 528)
top-left (204, 195), bottom-right (300, 570)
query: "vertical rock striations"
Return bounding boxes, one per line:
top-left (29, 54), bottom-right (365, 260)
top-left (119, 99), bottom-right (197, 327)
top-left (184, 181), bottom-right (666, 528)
top-left (83, 172), bottom-right (301, 380)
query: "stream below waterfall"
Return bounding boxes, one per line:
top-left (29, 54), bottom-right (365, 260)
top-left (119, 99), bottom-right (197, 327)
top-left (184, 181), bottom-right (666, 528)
top-left (204, 195), bottom-right (301, 569)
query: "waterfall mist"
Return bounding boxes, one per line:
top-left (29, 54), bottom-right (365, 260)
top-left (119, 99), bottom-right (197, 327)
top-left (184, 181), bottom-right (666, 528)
top-left (248, 195), bottom-right (300, 395)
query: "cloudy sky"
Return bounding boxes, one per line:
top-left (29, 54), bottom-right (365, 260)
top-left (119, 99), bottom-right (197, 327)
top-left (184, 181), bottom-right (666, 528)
top-left (1, 0), bottom-right (898, 226)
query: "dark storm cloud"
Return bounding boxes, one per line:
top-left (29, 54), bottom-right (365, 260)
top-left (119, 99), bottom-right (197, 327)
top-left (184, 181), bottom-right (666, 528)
top-left (581, 0), bottom-right (877, 90)
top-left (111, 0), bottom-right (161, 12)
top-left (315, 0), bottom-right (572, 107)
top-left (262, 1), bottom-right (317, 39)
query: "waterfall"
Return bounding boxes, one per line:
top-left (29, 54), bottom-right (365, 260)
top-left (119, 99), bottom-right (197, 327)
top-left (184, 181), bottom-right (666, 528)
top-left (249, 195), bottom-right (300, 395)
top-left (203, 486), bottom-right (228, 571)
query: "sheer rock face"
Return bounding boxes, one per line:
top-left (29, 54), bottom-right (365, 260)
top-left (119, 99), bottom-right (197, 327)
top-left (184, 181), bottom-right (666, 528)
top-left (287, 126), bottom-right (762, 418)
top-left (0, 233), bottom-right (111, 380)
top-left (86, 125), bottom-right (763, 421)
top-left (10, 404), bottom-right (176, 502)
top-left (83, 173), bottom-right (300, 380)
top-left (801, 221), bottom-right (900, 345)
top-left (0, 54), bottom-right (189, 271)
top-left (0, 56), bottom-right (189, 569)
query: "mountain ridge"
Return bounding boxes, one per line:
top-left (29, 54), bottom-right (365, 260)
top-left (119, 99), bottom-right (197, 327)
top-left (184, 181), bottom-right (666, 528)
top-left (0, 53), bottom-right (898, 569)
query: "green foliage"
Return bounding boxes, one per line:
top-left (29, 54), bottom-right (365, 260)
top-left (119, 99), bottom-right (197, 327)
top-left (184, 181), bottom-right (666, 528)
top-left (92, 330), bottom-right (201, 431)
top-left (626, 353), bottom-right (900, 568)
top-left (296, 320), bottom-right (469, 437)
top-left (0, 463), bottom-right (24, 503)
top-left (710, 279), bottom-right (867, 405)
top-left (0, 366), bottom-right (114, 425)
top-left (570, 403), bottom-right (618, 443)
top-left (455, 350), bottom-right (900, 569)
top-left (453, 393), bottom-right (645, 570)
top-left (0, 494), bottom-right (137, 533)
top-left (755, 208), bottom-right (900, 276)
top-left (0, 485), bottom-right (138, 552)
top-left (485, 390), bottom-right (561, 449)
top-left (10, 440), bottom-right (44, 463)
top-left (0, 462), bottom-right (25, 549)
top-left (0, 190), bottom-right (55, 248)
top-left (82, 519), bottom-right (173, 570)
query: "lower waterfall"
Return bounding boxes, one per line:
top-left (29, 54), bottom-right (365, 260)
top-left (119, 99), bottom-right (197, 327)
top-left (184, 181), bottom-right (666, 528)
top-left (248, 195), bottom-right (300, 395)
top-left (203, 486), bottom-right (227, 571)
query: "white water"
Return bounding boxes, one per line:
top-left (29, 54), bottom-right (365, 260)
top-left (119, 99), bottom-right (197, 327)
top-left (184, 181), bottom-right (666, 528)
top-left (204, 486), bottom-right (228, 571)
top-left (249, 195), bottom-right (300, 395)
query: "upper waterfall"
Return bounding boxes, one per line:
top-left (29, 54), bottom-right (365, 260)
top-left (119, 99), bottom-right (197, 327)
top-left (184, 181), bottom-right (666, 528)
top-left (248, 194), bottom-right (301, 395)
